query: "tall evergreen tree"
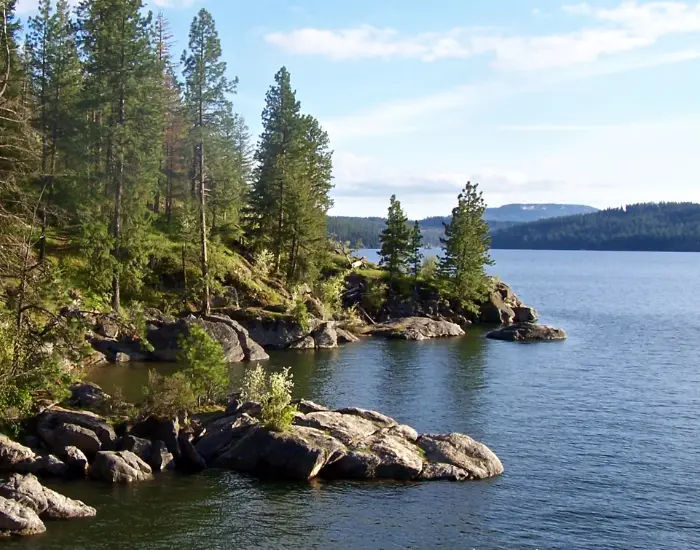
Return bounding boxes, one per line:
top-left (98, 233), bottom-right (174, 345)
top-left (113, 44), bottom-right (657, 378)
top-left (181, 8), bottom-right (236, 315)
top-left (439, 182), bottom-right (493, 310)
top-left (247, 68), bottom-right (333, 282)
top-left (379, 194), bottom-right (411, 277)
top-left (77, 0), bottom-right (163, 312)
top-left (408, 220), bottom-right (423, 278)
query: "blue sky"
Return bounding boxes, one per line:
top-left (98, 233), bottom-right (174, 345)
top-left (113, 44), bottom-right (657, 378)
top-left (15, 0), bottom-right (700, 217)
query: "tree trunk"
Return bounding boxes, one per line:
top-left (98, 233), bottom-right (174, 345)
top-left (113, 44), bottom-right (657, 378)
top-left (198, 57), bottom-right (209, 315)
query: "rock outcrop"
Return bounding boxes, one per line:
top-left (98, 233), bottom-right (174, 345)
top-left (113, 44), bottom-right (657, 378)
top-left (486, 322), bottom-right (567, 342)
top-left (477, 280), bottom-right (538, 325)
top-left (370, 317), bottom-right (465, 340)
top-left (36, 406), bottom-right (116, 457)
top-left (198, 400), bottom-right (503, 482)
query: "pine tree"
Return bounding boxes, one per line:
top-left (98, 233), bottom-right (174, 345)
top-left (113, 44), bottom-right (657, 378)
top-left (77, 0), bottom-right (164, 312)
top-left (247, 68), bottom-right (333, 282)
top-left (379, 194), bottom-right (411, 277)
top-left (408, 220), bottom-right (423, 278)
top-left (247, 66), bottom-right (302, 274)
top-left (181, 8), bottom-right (236, 315)
top-left (438, 182), bottom-right (493, 310)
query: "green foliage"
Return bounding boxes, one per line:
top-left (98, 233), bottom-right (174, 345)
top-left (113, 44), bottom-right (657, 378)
top-left (408, 220), bottom-right (423, 278)
top-left (288, 287), bottom-right (310, 332)
top-left (141, 370), bottom-right (196, 418)
top-left (420, 255), bottom-right (439, 281)
top-left (379, 195), bottom-right (412, 277)
top-left (176, 324), bottom-right (229, 405)
top-left (240, 365), bottom-right (297, 432)
top-left (246, 67), bottom-right (333, 283)
top-left (253, 248), bottom-right (274, 278)
top-left (439, 182), bottom-right (493, 312)
top-left (362, 279), bottom-right (388, 314)
top-left (318, 274), bottom-right (344, 319)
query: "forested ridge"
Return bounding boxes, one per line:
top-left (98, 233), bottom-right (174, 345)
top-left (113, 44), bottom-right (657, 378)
top-left (329, 204), bottom-right (596, 248)
top-left (490, 203), bottom-right (700, 251)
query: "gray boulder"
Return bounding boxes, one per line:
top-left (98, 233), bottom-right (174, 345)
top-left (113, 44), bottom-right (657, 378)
top-left (148, 440), bottom-right (175, 472)
top-left (0, 496), bottom-right (45, 536)
top-left (146, 314), bottom-right (269, 363)
top-left (0, 435), bottom-right (36, 473)
top-left (36, 406), bottom-right (116, 451)
top-left (177, 433), bottom-right (206, 473)
top-left (288, 335), bottom-right (315, 349)
top-left (371, 317), bottom-right (465, 340)
top-left (195, 413), bottom-right (257, 464)
top-left (214, 425), bottom-right (346, 480)
top-left (61, 446), bottom-right (88, 478)
top-left (0, 473), bottom-right (96, 520)
top-left (89, 451), bottom-right (152, 483)
top-left (48, 423), bottom-right (101, 457)
top-left (513, 306), bottom-right (538, 323)
top-left (69, 382), bottom-right (110, 410)
top-left (26, 455), bottom-right (68, 477)
top-left (312, 322), bottom-right (338, 348)
top-left (417, 433), bottom-right (504, 480)
top-left (486, 322), bottom-right (567, 342)
top-left (130, 416), bottom-right (180, 458)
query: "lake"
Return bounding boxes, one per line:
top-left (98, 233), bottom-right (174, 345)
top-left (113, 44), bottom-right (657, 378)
top-left (11, 249), bottom-right (700, 549)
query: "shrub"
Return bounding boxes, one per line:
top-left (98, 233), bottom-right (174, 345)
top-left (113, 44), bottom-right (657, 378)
top-left (176, 324), bottom-right (229, 405)
top-left (318, 275), bottom-right (344, 319)
top-left (253, 248), bottom-right (274, 278)
top-left (141, 370), bottom-right (196, 417)
top-left (362, 280), bottom-right (388, 314)
top-left (240, 365), bottom-right (298, 432)
top-left (420, 255), bottom-right (439, 281)
top-left (288, 287), bottom-right (310, 331)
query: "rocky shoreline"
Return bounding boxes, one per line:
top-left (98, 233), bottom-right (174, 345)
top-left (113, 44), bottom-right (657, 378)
top-left (0, 387), bottom-right (503, 537)
top-left (78, 279), bottom-right (565, 367)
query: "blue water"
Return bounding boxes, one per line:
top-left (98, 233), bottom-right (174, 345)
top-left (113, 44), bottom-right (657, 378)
top-left (13, 250), bottom-right (700, 549)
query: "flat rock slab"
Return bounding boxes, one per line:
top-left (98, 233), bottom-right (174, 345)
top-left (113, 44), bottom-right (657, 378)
top-left (371, 317), bottom-right (465, 340)
top-left (486, 322), bottom-right (566, 342)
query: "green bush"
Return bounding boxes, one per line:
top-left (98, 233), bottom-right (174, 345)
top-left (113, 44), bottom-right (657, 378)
top-left (176, 324), bottom-right (230, 405)
top-left (420, 255), bottom-right (439, 281)
top-left (362, 280), bottom-right (388, 314)
top-left (288, 287), bottom-right (310, 331)
top-left (240, 365), bottom-right (298, 432)
top-left (141, 370), bottom-right (196, 417)
top-left (318, 275), bottom-right (344, 319)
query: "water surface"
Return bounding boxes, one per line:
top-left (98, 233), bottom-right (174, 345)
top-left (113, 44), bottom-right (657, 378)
top-left (11, 250), bottom-right (700, 549)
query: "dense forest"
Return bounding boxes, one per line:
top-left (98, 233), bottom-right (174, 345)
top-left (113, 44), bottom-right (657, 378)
top-left (329, 203), bottom-right (596, 248)
top-left (0, 0), bottom-right (336, 417)
top-left (490, 203), bottom-right (700, 251)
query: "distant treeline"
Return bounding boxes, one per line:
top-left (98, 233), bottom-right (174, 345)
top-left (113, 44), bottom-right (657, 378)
top-left (329, 203), bottom-right (596, 248)
top-left (490, 203), bottom-right (700, 252)
top-left (327, 216), bottom-right (514, 248)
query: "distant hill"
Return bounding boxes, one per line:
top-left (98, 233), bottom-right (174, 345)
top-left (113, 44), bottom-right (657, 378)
top-left (490, 202), bottom-right (700, 251)
top-left (328, 203), bottom-right (598, 248)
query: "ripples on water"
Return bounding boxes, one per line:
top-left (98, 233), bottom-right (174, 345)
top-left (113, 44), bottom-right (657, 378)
top-left (13, 250), bottom-right (700, 549)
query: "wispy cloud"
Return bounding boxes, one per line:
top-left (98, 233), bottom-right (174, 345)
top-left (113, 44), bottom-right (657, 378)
top-left (266, 1), bottom-right (700, 71)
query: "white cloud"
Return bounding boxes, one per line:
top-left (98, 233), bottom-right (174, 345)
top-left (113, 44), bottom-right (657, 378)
top-left (266, 1), bottom-right (700, 71)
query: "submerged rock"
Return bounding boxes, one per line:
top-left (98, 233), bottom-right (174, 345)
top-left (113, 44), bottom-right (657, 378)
top-left (486, 322), bottom-right (567, 342)
top-left (370, 317), bottom-right (464, 340)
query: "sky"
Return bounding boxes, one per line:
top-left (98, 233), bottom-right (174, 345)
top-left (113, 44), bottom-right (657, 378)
top-left (14, 0), bottom-right (700, 217)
